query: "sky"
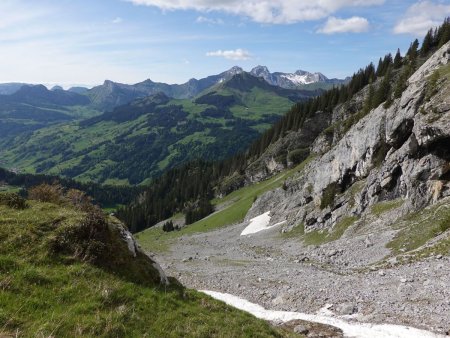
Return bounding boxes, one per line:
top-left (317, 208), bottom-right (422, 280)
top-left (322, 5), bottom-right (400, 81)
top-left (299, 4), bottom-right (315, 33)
top-left (0, 0), bottom-right (449, 88)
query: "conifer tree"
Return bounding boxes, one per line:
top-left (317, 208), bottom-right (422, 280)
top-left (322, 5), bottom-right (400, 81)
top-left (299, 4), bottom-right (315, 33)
top-left (407, 39), bottom-right (419, 66)
top-left (421, 29), bottom-right (434, 56)
top-left (393, 49), bottom-right (402, 69)
top-left (374, 66), bottom-right (392, 108)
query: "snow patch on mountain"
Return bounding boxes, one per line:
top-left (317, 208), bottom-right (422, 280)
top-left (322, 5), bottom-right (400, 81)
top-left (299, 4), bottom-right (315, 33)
top-left (281, 73), bottom-right (317, 85)
top-left (249, 65), bottom-right (339, 89)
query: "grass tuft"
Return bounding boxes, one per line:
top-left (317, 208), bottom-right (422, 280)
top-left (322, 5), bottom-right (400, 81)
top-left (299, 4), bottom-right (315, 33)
top-left (371, 199), bottom-right (404, 217)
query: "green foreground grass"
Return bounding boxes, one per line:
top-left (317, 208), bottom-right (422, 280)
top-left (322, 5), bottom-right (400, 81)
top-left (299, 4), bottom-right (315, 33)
top-left (0, 201), bottom-right (296, 337)
top-left (136, 157), bottom-right (315, 252)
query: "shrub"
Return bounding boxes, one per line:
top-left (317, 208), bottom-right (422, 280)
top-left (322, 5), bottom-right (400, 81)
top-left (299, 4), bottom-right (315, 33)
top-left (0, 193), bottom-right (28, 209)
top-left (28, 183), bottom-right (64, 204)
top-left (65, 189), bottom-right (93, 211)
top-left (372, 141), bottom-right (390, 168)
top-left (162, 220), bottom-right (175, 232)
top-left (320, 182), bottom-right (339, 209)
top-left (425, 69), bottom-right (440, 101)
top-left (49, 207), bottom-right (109, 263)
top-left (288, 148), bottom-right (310, 165)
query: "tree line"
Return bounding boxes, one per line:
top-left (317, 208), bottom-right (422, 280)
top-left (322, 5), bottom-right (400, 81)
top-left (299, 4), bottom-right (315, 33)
top-left (0, 167), bottom-right (139, 207)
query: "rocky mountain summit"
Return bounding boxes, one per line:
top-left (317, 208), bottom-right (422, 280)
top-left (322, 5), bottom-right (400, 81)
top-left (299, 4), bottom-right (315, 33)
top-left (250, 65), bottom-right (345, 89)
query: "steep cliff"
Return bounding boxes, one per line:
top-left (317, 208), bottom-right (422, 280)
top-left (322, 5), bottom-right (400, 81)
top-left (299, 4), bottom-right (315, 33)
top-left (248, 42), bottom-right (450, 237)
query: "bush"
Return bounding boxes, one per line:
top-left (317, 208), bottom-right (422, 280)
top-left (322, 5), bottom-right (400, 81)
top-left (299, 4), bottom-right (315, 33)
top-left (288, 148), bottom-right (310, 165)
top-left (426, 69), bottom-right (440, 101)
top-left (28, 183), bottom-right (64, 204)
top-left (320, 182), bottom-right (339, 209)
top-left (65, 189), bottom-right (93, 211)
top-left (49, 207), bottom-right (109, 263)
top-left (162, 220), bottom-right (175, 232)
top-left (0, 193), bottom-right (28, 209)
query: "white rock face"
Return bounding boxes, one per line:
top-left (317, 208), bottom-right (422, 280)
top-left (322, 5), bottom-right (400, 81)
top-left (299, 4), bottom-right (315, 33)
top-left (247, 42), bottom-right (450, 233)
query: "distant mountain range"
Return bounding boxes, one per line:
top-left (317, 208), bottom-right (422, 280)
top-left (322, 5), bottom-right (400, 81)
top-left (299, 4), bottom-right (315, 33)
top-left (0, 84), bottom-right (97, 137)
top-left (0, 66), bottom-right (347, 112)
top-left (86, 66), bottom-right (347, 111)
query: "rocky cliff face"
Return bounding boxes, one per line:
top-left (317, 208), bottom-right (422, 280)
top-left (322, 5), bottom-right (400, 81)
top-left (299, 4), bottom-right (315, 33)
top-left (248, 42), bottom-right (450, 234)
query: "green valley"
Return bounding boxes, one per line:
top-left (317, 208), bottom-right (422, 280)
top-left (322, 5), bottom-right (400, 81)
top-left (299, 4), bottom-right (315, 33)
top-left (1, 74), bottom-right (317, 185)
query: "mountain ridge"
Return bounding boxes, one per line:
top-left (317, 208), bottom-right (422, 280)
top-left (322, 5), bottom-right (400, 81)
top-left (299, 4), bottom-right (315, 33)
top-left (84, 65), bottom-right (344, 111)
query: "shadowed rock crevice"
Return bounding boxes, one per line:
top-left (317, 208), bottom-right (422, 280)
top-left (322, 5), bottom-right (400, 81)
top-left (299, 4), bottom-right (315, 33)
top-left (391, 119), bottom-right (414, 150)
top-left (426, 136), bottom-right (450, 162)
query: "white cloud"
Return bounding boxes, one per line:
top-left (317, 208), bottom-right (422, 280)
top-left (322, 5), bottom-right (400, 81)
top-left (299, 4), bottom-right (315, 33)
top-left (318, 16), bottom-right (369, 34)
top-left (394, 1), bottom-right (450, 36)
top-left (112, 17), bottom-right (123, 24)
top-left (127, 0), bottom-right (385, 24)
top-left (196, 16), bottom-right (224, 25)
top-left (206, 48), bottom-right (251, 60)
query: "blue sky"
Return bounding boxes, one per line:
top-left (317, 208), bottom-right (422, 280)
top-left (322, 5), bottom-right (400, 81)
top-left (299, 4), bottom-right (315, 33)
top-left (0, 0), bottom-right (449, 87)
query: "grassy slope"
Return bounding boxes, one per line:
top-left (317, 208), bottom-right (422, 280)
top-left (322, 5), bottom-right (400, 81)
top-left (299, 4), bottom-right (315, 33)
top-left (0, 200), bottom-right (297, 337)
top-left (136, 157), bottom-right (314, 252)
top-left (386, 198), bottom-right (450, 258)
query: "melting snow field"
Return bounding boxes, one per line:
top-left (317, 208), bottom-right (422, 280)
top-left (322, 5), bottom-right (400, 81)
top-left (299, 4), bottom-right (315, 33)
top-left (241, 211), bottom-right (285, 236)
top-left (200, 290), bottom-right (445, 338)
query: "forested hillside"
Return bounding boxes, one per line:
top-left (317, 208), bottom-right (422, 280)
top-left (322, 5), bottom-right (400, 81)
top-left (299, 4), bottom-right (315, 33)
top-left (0, 84), bottom-right (100, 138)
top-left (0, 167), bottom-right (138, 207)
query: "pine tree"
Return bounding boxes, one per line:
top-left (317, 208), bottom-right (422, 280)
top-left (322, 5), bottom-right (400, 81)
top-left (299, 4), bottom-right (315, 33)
top-left (376, 57), bottom-right (384, 77)
top-left (393, 49), bottom-right (402, 69)
top-left (438, 17), bottom-right (450, 47)
top-left (374, 67), bottom-right (392, 108)
top-left (421, 29), bottom-right (434, 56)
top-left (406, 39), bottom-right (419, 66)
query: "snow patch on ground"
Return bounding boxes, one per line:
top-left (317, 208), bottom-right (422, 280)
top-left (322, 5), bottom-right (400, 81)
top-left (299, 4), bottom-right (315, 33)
top-left (200, 290), bottom-right (445, 338)
top-left (241, 211), bottom-right (279, 236)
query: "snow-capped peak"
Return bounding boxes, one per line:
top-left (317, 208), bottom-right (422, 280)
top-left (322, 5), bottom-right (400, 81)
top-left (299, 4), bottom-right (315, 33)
top-left (249, 66), bottom-right (331, 88)
top-left (282, 70), bottom-right (328, 85)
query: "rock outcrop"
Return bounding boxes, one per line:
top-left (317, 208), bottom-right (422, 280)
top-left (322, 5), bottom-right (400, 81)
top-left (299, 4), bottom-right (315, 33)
top-left (249, 42), bottom-right (450, 234)
top-left (110, 217), bottom-right (170, 285)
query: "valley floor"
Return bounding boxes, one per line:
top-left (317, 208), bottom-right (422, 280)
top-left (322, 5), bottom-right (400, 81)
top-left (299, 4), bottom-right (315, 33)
top-left (146, 207), bottom-right (450, 337)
